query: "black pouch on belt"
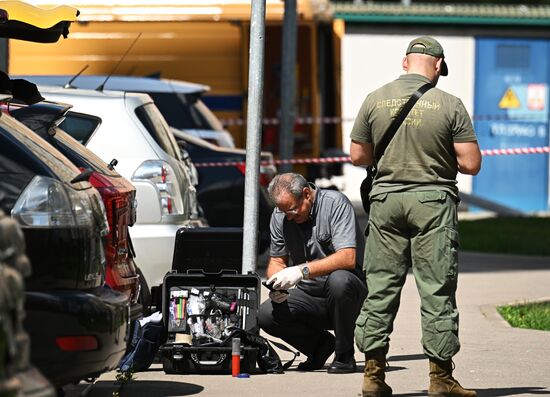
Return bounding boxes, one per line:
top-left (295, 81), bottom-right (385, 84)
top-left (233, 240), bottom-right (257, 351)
top-left (360, 165), bottom-right (376, 215)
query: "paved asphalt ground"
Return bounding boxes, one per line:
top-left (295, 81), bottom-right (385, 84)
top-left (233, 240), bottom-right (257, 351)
top-left (64, 209), bottom-right (550, 397)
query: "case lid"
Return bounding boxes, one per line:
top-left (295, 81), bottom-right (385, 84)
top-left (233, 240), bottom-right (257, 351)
top-left (172, 227), bottom-right (244, 273)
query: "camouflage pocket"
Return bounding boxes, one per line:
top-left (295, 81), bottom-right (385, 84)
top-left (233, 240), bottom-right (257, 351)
top-left (355, 311), bottom-right (389, 353)
top-left (370, 192), bottom-right (388, 203)
top-left (423, 316), bottom-right (460, 361)
top-left (445, 227), bottom-right (459, 280)
top-left (417, 191), bottom-right (446, 208)
top-left (354, 311), bottom-right (368, 352)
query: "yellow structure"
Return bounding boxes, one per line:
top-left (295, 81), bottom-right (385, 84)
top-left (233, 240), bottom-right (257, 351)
top-left (0, 1), bottom-right (78, 29)
top-left (0, 0), bottom-right (79, 42)
top-left (9, 1), bottom-right (341, 174)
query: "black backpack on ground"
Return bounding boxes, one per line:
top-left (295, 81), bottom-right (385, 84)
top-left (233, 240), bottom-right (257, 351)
top-left (118, 313), bottom-right (167, 373)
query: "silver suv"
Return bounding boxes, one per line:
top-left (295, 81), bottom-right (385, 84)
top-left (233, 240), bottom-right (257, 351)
top-left (17, 75), bottom-right (236, 147)
top-left (37, 86), bottom-right (206, 291)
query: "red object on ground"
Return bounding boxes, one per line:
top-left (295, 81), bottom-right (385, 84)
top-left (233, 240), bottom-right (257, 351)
top-left (232, 354), bottom-right (240, 377)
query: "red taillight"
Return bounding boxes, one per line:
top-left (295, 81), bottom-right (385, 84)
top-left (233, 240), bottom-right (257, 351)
top-left (55, 336), bottom-right (98, 352)
top-left (132, 160), bottom-right (184, 216)
top-left (89, 173), bottom-right (139, 301)
top-left (167, 195), bottom-right (173, 213)
top-left (161, 163), bottom-right (168, 183)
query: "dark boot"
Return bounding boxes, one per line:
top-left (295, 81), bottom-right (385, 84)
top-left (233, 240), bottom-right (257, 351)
top-left (362, 350), bottom-right (392, 397)
top-left (429, 359), bottom-right (476, 397)
top-left (297, 333), bottom-right (335, 371)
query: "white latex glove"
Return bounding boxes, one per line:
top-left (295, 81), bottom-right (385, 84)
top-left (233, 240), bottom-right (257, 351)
top-left (269, 290), bottom-right (289, 304)
top-left (267, 266), bottom-right (303, 290)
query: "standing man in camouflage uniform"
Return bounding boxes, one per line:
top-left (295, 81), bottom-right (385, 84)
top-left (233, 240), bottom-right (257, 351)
top-left (350, 37), bottom-right (482, 397)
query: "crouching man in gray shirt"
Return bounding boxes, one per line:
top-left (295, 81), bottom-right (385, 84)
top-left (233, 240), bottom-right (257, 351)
top-left (259, 173), bottom-right (367, 374)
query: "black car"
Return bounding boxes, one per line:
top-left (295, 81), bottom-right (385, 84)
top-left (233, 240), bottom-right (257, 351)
top-left (171, 129), bottom-right (276, 252)
top-left (0, 108), bottom-right (129, 387)
top-left (9, 100), bottom-right (144, 320)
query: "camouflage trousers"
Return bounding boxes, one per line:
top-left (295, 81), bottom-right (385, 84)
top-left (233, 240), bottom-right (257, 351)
top-left (355, 190), bottom-right (461, 361)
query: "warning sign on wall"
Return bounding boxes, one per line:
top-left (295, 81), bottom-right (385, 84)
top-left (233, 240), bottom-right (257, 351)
top-left (499, 88), bottom-right (521, 109)
top-left (527, 84), bottom-right (547, 111)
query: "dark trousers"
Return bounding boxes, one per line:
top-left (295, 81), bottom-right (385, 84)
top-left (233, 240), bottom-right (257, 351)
top-left (258, 270), bottom-right (367, 358)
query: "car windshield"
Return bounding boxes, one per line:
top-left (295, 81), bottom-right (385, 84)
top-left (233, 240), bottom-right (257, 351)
top-left (149, 92), bottom-right (224, 132)
top-left (135, 103), bottom-right (182, 161)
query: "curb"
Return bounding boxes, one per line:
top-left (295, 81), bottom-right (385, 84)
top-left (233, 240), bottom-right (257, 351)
top-left (479, 304), bottom-right (511, 328)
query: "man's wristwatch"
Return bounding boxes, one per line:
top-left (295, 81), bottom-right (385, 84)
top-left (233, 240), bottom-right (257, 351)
top-left (300, 263), bottom-right (310, 280)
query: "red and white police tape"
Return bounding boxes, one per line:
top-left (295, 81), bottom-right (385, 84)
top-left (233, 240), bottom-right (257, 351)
top-left (220, 116), bottom-right (351, 126)
top-left (193, 146), bottom-right (550, 168)
top-left (220, 115), bottom-right (549, 126)
top-left (480, 146), bottom-right (550, 156)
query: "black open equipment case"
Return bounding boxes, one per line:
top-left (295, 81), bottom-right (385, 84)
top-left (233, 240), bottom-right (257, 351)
top-left (159, 227), bottom-right (261, 374)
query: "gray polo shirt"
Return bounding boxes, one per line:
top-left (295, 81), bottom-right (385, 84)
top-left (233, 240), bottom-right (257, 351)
top-left (270, 186), bottom-right (365, 293)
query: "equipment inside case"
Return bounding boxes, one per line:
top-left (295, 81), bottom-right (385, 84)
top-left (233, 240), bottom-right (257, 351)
top-left (166, 283), bottom-right (259, 345)
top-left (161, 228), bottom-right (261, 374)
top-left (161, 271), bottom-right (261, 374)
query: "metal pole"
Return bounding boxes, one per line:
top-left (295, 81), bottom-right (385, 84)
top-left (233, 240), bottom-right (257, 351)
top-left (317, 29), bottom-right (327, 178)
top-left (279, 0), bottom-right (297, 173)
top-left (242, 0), bottom-right (266, 274)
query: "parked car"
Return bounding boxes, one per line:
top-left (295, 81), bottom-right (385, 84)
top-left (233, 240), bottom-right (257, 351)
top-left (0, 1), bottom-right (129, 390)
top-left (171, 128), bottom-right (276, 252)
top-left (9, 100), bottom-right (143, 319)
top-left (15, 74), bottom-right (236, 148)
top-left (0, 106), bottom-right (129, 387)
top-left (34, 86), bottom-right (206, 292)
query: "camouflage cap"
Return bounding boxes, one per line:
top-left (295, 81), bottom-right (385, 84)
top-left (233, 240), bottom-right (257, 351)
top-left (406, 36), bottom-right (448, 76)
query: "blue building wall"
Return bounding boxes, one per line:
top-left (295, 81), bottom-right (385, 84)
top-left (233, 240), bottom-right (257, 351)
top-left (473, 37), bottom-right (550, 212)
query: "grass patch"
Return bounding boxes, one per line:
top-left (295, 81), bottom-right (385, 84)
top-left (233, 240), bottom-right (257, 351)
top-left (458, 217), bottom-right (550, 256)
top-left (497, 302), bottom-right (550, 331)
